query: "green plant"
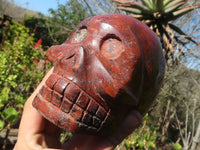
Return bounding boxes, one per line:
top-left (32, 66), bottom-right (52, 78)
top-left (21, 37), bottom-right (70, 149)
top-left (113, 0), bottom-right (200, 63)
top-left (23, 14), bottom-right (53, 48)
top-left (123, 114), bottom-right (159, 150)
top-left (0, 20), bottom-right (46, 131)
top-left (171, 143), bottom-right (182, 150)
top-left (46, 0), bottom-right (90, 44)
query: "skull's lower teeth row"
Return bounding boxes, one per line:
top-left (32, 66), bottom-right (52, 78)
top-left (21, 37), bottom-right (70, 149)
top-left (38, 73), bottom-right (109, 131)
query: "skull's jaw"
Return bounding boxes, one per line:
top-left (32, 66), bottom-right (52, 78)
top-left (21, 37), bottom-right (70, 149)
top-left (32, 73), bottom-right (110, 134)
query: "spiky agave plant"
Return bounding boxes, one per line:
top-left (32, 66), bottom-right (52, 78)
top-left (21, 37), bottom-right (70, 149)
top-left (113, 0), bottom-right (200, 62)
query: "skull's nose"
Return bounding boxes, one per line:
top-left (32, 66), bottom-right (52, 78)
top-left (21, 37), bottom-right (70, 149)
top-left (47, 44), bottom-right (83, 65)
top-left (76, 46), bottom-right (84, 67)
top-left (51, 45), bottom-right (84, 82)
top-left (71, 46), bottom-right (84, 82)
top-left (47, 44), bottom-right (69, 63)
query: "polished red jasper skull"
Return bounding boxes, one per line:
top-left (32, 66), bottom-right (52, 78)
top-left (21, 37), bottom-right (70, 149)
top-left (32, 14), bottom-right (165, 134)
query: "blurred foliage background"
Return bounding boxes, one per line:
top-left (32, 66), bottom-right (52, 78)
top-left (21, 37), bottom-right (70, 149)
top-left (0, 0), bottom-right (200, 150)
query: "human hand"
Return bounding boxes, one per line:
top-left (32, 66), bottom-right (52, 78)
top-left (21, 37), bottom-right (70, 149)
top-left (14, 68), bottom-right (142, 150)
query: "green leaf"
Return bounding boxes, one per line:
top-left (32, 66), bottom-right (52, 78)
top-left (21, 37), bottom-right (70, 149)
top-left (172, 5), bottom-right (200, 20)
top-left (2, 108), bottom-right (19, 124)
top-left (165, 1), bottom-right (186, 14)
top-left (17, 104), bottom-right (24, 108)
top-left (164, 0), bottom-right (174, 7)
top-left (0, 120), bottom-right (4, 131)
top-left (0, 87), bottom-right (10, 102)
top-left (172, 143), bottom-right (182, 150)
top-left (7, 75), bottom-right (17, 87)
top-left (142, 0), bottom-right (154, 10)
top-left (118, 6), bottom-right (143, 14)
top-left (138, 139), bottom-right (145, 148)
top-left (124, 139), bottom-right (133, 149)
top-left (114, 0), bottom-right (152, 14)
top-left (150, 0), bottom-right (157, 11)
top-left (0, 103), bottom-right (4, 109)
top-left (164, 0), bottom-right (186, 10)
top-left (143, 113), bottom-right (149, 121)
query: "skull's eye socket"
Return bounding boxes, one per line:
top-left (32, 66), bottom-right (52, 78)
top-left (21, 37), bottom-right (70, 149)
top-left (71, 26), bottom-right (87, 43)
top-left (100, 34), bottom-right (124, 60)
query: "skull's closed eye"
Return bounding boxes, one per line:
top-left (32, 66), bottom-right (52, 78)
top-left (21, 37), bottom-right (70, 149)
top-left (100, 35), bottom-right (124, 60)
top-left (72, 27), bottom-right (87, 43)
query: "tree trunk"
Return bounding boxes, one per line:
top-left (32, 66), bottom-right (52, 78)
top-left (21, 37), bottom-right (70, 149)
top-left (191, 120), bottom-right (200, 150)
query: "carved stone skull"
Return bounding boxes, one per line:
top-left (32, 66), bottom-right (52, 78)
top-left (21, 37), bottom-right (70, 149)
top-left (33, 14), bottom-right (165, 134)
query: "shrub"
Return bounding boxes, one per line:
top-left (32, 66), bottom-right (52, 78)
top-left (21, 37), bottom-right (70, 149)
top-left (123, 114), bottom-right (159, 150)
top-left (0, 20), bottom-right (46, 130)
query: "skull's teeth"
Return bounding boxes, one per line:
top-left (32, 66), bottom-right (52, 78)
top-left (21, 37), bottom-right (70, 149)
top-left (39, 73), bottom-right (110, 131)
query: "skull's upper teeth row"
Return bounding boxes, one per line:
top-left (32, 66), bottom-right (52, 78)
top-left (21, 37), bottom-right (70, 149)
top-left (39, 73), bottom-right (110, 130)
